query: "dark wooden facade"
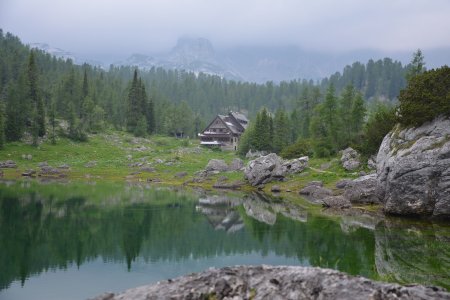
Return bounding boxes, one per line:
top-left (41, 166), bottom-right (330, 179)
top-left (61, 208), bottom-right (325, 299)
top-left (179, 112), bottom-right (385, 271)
top-left (198, 112), bottom-right (248, 150)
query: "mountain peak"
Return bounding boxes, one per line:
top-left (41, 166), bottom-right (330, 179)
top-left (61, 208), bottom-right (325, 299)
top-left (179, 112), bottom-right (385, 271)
top-left (170, 37), bottom-right (216, 62)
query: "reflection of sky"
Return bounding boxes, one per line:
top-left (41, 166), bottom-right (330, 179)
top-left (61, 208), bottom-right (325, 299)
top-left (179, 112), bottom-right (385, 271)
top-left (1, 252), bottom-right (308, 300)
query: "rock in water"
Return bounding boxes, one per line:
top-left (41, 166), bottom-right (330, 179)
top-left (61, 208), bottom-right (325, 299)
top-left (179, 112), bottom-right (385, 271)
top-left (341, 147), bottom-right (361, 171)
top-left (89, 265), bottom-right (450, 300)
top-left (376, 116), bottom-right (450, 217)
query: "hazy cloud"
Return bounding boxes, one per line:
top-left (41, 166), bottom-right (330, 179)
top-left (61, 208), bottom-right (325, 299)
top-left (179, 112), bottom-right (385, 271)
top-left (1, 0), bottom-right (450, 59)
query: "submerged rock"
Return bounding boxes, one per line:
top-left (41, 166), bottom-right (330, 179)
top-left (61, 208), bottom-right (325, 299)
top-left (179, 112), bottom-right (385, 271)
top-left (89, 265), bottom-right (450, 300)
top-left (376, 116), bottom-right (450, 217)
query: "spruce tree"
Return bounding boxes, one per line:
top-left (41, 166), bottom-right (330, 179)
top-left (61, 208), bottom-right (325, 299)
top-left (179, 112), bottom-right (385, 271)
top-left (351, 92), bottom-right (366, 134)
top-left (126, 70), bottom-right (139, 133)
top-left (273, 108), bottom-right (289, 153)
top-left (49, 99), bottom-right (56, 144)
top-left (27, 51), bottom-right (45, 138)
top-left (0, 101), bottom-right (5, 149)
top-left (406, 49), bottom-right (425, 82)
top-left (338, 85), bottom-right (356, 145)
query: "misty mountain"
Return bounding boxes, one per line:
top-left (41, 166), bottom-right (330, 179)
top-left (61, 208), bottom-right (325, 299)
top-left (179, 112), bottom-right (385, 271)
top-left (30, 43), bottom-right (104, 67)
top-left (117, 37), bottom-right (450, 83)
top-left (32, 38), bottom-right (450, 84)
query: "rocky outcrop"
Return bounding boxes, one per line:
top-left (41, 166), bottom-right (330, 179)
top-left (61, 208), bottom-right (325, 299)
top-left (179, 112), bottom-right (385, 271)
top-left (244, 153), bottom-right (308, 186)
top-left (376, 116), bottom-right (450, 217)
top-left (341, 147), bottom-right (361, 171)
top-left (90, 265), bottom-right (450, 300)
top-left (343, 173), bottom-right (380, 205)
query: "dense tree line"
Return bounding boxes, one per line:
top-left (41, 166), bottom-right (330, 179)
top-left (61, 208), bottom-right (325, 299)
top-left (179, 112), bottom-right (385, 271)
top-left (238, 84), bottom-right (367, 158)
top-left (0, 30), bottom-right (421, 149)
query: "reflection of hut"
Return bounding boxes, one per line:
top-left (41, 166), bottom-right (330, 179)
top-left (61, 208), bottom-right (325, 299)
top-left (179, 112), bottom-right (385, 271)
top-left (198, 112), bottom-right (248, 151)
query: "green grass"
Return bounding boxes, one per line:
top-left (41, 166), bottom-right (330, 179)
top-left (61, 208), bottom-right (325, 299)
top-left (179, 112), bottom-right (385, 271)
top-left (0, 131), bottom-right (366, 194)
top-left (0, 132), bottom-right (245, 187)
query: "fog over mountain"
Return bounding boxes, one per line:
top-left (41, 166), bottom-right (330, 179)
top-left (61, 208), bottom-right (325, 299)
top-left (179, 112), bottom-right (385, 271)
top-left (31, 37), bottom-right (450, 83)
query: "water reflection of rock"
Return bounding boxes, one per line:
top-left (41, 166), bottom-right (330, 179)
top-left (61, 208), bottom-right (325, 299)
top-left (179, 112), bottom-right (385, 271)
top-left (196, 195), bottom-right (245, 233)
top-left (375, 219), bottom-right (450, 290)
top-left (197, 192), bottom-right (307, 229)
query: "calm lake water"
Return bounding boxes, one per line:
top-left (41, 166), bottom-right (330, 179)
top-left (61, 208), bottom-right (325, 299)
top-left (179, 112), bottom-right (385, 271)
top-left (0, 180), bottom-right (449, 300)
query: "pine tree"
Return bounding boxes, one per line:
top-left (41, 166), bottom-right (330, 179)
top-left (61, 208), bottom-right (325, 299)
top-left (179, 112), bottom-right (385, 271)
top-left (27, 51), bottom-right (45, 138)
top-left (338, 85), bottom-right (356, 145)
top-left (406, 49), bottom-right (425, 82)
top-left (323, 84), bottom-right (339, 148)
top-left (82, 69), bottom-right (89, 99)
top-left (273, 108), bottom-right (289, 153)
top-left (0, 101), bottom-right (5, 149)
top-left (351, 92), bottom-right (366, 134)
top-left (49, 99), bottom-right (56, 144)
top-left (126, 69), bottom-right (140, 133)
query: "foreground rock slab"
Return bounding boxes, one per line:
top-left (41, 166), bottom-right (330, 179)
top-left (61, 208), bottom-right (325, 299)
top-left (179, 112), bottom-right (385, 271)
top-left (90, 265), bottom-right (450, 300)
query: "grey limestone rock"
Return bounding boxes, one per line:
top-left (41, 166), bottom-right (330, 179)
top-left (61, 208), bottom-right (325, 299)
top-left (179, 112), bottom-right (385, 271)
top-left (244, 153), bottom-right (308, 186)
top-left (228, 158), bottom-right (244, 171)
top-left (89, 265), bottom-right (450, 300)
top-left (244, 153), bottom-right (284, 186)
top-left (343, 173), bottom-right (380, 204)
top-left (299, 182), bottom-right (333, 204)
top-left (376, 116), bottom-right (450, 217)
top-left (281, 156), bottom-right (309, 175)
top-left (341, 147), bottom-right (361, 171)
top-left (0, 160), bottom-right (17, 168)
top-left (322, 196), bottom-right (352, 209)
top-left (205, 159), bottom-right (229, 172)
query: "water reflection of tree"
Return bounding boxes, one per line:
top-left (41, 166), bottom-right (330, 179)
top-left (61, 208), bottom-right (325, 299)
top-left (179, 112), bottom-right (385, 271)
top-left (0, 188), bottom-right (448, 292)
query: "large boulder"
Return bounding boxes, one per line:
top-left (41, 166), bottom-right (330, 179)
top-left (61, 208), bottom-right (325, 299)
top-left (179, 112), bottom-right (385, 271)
top-left (90, 265), bottom-right (450, 300)
top-left (244, 153), bottom-right (284, 186)
top-left (281, 156), bottom-right (309, 174)
top-left (376, 116), bottom-right (450, 217)
top-left (244, 154), bottom-right (308, 186)
top-left (343, 173), bottom-right (380, 205)
top-left (205, 159), bottom-right (229, 172)
top-left (341, 147), bottom-right (361, 171)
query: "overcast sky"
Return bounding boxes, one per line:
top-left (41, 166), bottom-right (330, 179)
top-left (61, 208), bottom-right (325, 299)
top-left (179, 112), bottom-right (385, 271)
top-left (1, 0), bottom-right (450, 60)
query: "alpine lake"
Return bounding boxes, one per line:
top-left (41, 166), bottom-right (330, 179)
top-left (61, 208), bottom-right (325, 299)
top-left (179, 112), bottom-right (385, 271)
top-left (0, 180), bottom-right (449, 300)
